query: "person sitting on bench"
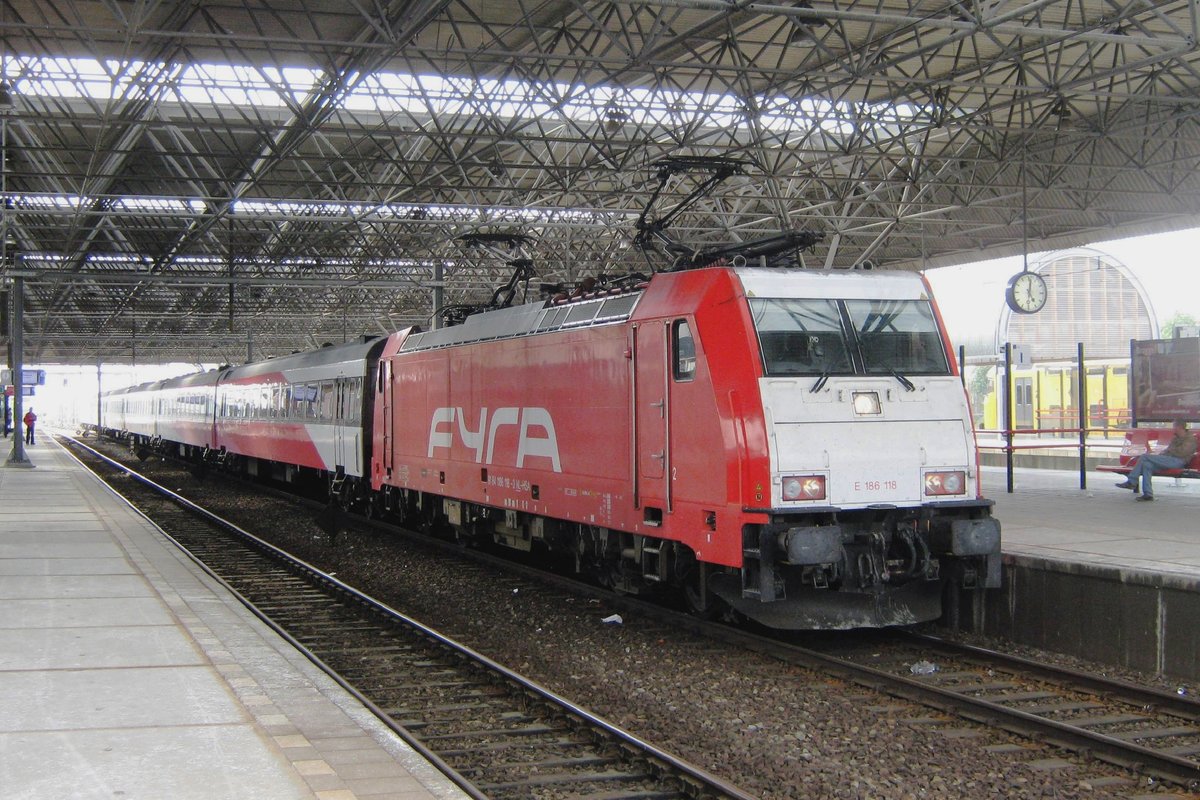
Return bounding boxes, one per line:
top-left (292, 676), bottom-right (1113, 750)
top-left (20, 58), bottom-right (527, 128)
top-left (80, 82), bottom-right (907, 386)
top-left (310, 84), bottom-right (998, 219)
top-left (1116, 419), bottom-right (1197, 502)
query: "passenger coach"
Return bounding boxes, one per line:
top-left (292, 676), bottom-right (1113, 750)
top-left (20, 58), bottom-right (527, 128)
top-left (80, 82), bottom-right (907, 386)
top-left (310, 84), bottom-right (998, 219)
top-left (213, 337), bottom-right (386, 494)
top-left (100, 368), bottom-right (224, 455)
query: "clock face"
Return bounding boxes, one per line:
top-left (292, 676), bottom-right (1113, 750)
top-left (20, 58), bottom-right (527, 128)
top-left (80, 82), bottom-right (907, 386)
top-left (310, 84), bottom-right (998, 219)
top-left (1006, 271), bottom-right (1047, 314)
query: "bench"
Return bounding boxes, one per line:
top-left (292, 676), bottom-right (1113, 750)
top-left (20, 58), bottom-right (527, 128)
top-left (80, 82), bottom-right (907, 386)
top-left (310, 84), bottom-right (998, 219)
top-left (1096, 430), bottom-right (1200, 479)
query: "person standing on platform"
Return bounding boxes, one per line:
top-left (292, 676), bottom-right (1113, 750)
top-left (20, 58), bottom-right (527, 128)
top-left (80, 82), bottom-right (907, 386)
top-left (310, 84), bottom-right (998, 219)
top-left (22, 408), bottom-right (36, 445)
top-left (1116, 419), bottom-right (1197, 501)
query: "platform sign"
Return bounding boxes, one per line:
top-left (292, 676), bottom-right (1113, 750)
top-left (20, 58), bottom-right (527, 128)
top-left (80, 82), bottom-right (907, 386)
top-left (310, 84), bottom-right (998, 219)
top-left (4, 385), bottom-right (34, 397)
top-left (0, 369), bottom-right (45, 386)
top-left (1132, 337), bottom-right (1200, 423)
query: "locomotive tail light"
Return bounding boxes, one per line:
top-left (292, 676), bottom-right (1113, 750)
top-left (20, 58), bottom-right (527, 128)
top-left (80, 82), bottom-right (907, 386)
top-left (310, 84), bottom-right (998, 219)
top-left (852, 391), bottom-right (882, 416)
top-left (782, 475), bottom-right (826, 501)
top-left (924, 470), bottom-right (966, 496)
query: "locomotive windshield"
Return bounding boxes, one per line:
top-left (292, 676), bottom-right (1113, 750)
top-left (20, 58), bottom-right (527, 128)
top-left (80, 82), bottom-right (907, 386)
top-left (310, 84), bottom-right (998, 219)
top-left (750, 297), bottom-right (949, 377)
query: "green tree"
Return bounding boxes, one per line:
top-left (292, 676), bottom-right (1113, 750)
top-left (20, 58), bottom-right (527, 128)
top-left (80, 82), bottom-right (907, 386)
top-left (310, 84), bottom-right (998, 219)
top-left (1161, 312), bottom-right (1197, 339)
top-left (969, 365), bottom-right (992, 398)
top-left (967, 366), bottom-right (992, 426)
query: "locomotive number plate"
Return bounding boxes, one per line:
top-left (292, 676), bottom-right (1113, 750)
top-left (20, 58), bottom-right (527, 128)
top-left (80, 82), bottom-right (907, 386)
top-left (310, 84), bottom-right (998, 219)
top-left (853, 479), bottom-right (898, 492)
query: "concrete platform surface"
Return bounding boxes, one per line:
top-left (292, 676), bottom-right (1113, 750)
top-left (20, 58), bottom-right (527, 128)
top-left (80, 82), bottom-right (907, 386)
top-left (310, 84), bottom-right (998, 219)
top-left (0, 437), bottom-right (468, 800)
top-left (985, 464), bottom-right (1200, 581)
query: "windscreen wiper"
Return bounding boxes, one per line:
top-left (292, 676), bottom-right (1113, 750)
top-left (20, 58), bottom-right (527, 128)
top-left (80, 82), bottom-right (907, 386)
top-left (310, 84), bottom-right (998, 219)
top-left (890, 369), bottom-right (916, 392)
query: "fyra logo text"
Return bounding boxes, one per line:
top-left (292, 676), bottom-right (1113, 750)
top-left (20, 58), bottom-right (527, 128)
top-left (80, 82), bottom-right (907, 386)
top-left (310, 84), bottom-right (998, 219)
top-left (428, 407), bottom-right (562, 472)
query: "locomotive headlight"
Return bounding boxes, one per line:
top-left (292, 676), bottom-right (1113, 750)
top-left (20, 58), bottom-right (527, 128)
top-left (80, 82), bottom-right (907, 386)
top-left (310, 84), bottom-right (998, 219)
top-left (924, 470), bottom-right (966, 496)
top-left (782, 475), bottom-right (826, 501)
top-left (852, 391), bottom-right (882, 416)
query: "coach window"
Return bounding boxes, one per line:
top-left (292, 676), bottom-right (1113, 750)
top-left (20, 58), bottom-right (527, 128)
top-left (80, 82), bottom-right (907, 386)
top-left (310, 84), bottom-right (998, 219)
top-left (320, 381), bottom-right (336, 421)
top-left (673, 320), bottom-right (696, 381)
top-left (302, 384), bottom-right (315, 419)
top-left (348, 377), bottom-right (362, 424)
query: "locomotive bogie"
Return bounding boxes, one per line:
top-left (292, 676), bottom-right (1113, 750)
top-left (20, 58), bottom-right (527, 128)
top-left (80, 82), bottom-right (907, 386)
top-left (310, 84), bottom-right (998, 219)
top-left (411, 489), bottom-right (700, 598)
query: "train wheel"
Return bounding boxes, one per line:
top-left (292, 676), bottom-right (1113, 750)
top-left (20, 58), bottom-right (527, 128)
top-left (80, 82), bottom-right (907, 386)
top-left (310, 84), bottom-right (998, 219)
top-left (364, 494), bottom-right (382, 520)
top-left (683, 580), bottom-right (721, 619)
top-left (678, 555), bottom-right (723, 619)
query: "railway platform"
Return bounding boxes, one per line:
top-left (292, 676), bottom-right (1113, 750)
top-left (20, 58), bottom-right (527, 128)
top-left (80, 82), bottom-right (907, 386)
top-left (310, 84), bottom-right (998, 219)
top-left (0, 437), bottom-right (468, 800)
top-left (978, 464), bottom-right (1200, 682)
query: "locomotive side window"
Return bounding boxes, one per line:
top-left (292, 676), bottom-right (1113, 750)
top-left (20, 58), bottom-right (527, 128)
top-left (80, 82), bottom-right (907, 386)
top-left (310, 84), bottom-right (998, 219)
top-left (673, 320), bottom-right (696, 381)
top-left (749, 298), bottom-right (853, 376)
top-left (844, 300), bottom-right (949, 375)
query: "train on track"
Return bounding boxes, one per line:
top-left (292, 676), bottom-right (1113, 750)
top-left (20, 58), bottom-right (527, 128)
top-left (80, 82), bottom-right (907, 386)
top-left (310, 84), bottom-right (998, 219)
top-left (97, 160), bottom-right (1000, 629)
top-left (98, 263), bottom-right (999, 628)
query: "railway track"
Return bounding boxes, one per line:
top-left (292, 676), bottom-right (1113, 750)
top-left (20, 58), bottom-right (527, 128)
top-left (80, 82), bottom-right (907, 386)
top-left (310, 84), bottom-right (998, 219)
top-left (579, 600), bottom-right (1200, 790)
top-left (340, 506), bottom-right (1200, 790)
top-left (62, 435), bottom-right (755, 800)
top-left (826, 630), bottom-right (1200, 789)
top-left (77, 432), bottom-right (1200, 792)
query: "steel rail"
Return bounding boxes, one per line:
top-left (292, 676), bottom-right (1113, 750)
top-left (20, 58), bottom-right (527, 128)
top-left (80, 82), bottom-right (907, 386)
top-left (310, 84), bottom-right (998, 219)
top-left (771, 642), bottom-right (1200, 790)
top-left (61, 434), bottom-right (756, 800)
top-left (904, 630), bottom-right (1200, 721)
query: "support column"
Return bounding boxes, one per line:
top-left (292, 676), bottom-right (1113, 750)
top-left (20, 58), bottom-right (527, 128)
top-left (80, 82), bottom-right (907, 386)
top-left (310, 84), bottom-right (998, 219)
top-left (7, 274), bottom-right (30, 466)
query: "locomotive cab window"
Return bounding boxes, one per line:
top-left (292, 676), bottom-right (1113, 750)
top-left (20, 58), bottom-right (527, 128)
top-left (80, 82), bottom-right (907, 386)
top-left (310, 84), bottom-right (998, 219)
top-left (749, 297), bottom-right (948, 377)
top-left (673, 320), bottom-right (696, 381)
top-left (844, 300), bottom-right (949, 376)
top-left (750, 298), bottom-right (853, 376)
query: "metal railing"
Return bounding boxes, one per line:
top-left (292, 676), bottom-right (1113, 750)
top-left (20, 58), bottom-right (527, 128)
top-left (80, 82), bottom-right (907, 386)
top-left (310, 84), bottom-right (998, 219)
top-left (979, 342), bottom-right (1121, 493)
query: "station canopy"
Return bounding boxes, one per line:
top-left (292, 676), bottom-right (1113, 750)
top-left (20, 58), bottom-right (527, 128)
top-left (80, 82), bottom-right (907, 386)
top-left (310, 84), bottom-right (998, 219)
top-left (1, 1), bottom-right (1199, 364)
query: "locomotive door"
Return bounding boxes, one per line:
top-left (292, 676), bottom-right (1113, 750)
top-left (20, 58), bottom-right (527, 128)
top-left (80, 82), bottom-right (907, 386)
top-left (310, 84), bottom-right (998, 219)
top-left (633, 321), bottom-right (670, 512)
top-left (380, 361), bottom-right (393, 476)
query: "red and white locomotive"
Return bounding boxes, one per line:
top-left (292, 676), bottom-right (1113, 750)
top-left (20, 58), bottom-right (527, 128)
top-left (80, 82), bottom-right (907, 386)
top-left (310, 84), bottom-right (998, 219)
top-left (102, 263), bottom-right (999, 629)
top-left (369, 265), bottom-right (999, 628)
